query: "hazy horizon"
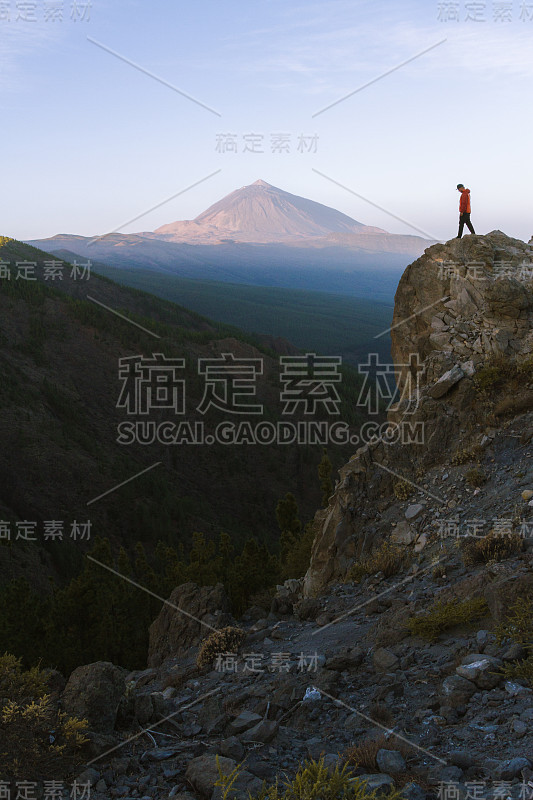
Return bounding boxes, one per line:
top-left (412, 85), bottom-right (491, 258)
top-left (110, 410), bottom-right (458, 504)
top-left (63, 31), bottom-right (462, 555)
top-left (2, 0), bottom-right (532, 243)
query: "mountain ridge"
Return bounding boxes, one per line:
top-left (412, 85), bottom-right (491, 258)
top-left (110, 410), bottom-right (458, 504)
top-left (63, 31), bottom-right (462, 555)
top-left (27, 181), bottom-right (435, 282)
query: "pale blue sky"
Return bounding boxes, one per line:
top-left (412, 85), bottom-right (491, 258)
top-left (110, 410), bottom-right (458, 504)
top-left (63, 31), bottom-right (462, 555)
top-left (2, 0), bottom-right (532, 242)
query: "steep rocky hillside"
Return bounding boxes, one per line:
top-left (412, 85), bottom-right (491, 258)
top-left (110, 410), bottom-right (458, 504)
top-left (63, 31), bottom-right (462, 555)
top-left (5, 232), bottom-right (533, 800)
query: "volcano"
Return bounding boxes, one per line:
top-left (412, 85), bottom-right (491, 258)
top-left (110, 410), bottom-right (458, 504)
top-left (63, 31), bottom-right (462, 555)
top-left (151, 179), bottom-right (388, 244)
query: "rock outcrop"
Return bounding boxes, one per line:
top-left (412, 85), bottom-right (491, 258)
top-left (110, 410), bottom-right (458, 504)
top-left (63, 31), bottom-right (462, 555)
top-left (391, 231), bottom-right (533, 395)
top-left (303, 232), bottom-right (533, 596)
top-left (147, 582), bottom-right (233, 667)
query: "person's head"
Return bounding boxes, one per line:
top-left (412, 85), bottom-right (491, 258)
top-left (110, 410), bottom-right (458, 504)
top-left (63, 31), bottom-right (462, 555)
top-left (457, 183), bottom-right (465, 191)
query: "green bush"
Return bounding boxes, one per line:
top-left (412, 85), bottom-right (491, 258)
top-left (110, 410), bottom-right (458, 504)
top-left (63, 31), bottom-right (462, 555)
top-left (0, 654), bottom-right (88, 781)
top-left (407, 597), bottom-right (488, 642)
top-left (215, 756), bottom-right (406, 800)
top-left (496, 596), bottom-right (533, 687)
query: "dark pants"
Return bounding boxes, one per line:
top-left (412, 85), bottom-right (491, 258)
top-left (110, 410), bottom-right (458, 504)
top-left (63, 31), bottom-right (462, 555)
top-left (457, 212), bottom-right (475, 238)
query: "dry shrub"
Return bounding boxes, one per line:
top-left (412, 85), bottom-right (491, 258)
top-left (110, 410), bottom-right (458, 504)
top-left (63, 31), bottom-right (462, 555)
top-left (348, 542), bottom-right (408, 583)
top-left (465, 467), bottom-right (487, 487)
top-left (196, 626), bottom-right (246, 669)
top-left (393, 480), bottom-right (414, 501)
top-left (452, 444), bottom-right (483, 465)
top-left (460, 532), bottom-right (522, 567)
top-left (345, 733), bottom-right (411, 771)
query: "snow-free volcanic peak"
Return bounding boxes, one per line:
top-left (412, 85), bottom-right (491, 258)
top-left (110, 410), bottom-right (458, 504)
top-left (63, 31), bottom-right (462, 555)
top-left (153, 179), bottom-right (387, 244)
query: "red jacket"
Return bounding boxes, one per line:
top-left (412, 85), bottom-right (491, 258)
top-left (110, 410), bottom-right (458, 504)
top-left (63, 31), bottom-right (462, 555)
top-left (459, 188), bottom-right (471, 214)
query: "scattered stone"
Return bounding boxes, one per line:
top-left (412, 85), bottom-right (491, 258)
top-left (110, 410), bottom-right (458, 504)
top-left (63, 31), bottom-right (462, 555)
top-left (360, 774), bottom-right (395, 795)
top-left (449, 751), bottom-right (476, 769)
top-left (373, 648), bottom-right (399, 672)
top-left (512, 719), bottom-right (527, 737)
top-left (456, 654), bottom-right (503, 689)
top-left (240, 719), bottom-right (279, 744)
top-left (185, 755), bottom-right (236, 798)
top-left (497, 757), bottom-right (531, 780)
top-left (428, 365), bottom-right (464, 398)
top-left (326, 646), bottom-right (364, 671)
top-left (219, 736), bottom-right (245, 761)
top-left (505, 680), bottom-right (531, 697)
top-left (390, 521), bottom-right (416, 545)
top-left (440, 675), bottom-right (477, 707)
top-left (400, 782), bottom-right (426, 800)
top-left (227, 711), bottom-right (262, 735)
top-left (429, 765), bottom-right (464, 783)
top-left (404, 503), bottom-right (425, 521)
top-left (376, 749), bottom-right (406, 775)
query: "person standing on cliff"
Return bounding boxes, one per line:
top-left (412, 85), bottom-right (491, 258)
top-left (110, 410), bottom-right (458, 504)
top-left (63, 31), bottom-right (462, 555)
top-left (456, 183), bottom-right (476, 238)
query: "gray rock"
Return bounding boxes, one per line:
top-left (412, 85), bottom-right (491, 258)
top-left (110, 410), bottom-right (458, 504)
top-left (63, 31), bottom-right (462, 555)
top-left (390, 521), bottom-right (417, 545)
top-left (503, 643), bottom-right (527, 662)
top-left (512, 719), bottom-right (527, 736)
top-left (326, 646), bottom-right (364, 671)
top-left (428, 365), bottom-right (464, 398)
top-left (497, 757), bottom-right (531, 780)
top-left (307, 738), bottom-right (327, 760)
top-left (360, 774), bottom-right (395, 795)
top-left (61, 661), bottom-right (126, 734)
top-left (373, 648), bottom-right (399, 672)
top-left (227, 710), bottom-right (262, 735)
top-left (440, 675), bottom-right (477, 707)
top-left (505, 680), bottom-right (532, 696)
top-left (405, 503), bottom-right (425, 520)
top-left (211, 776), bottom-right (264, 800)
top-left (186, 755), bottom-right (236, 798)
top-left (75, 768), bottom-right (100, 786)
top-left (449, 750), bottom-right (476, 769)
top-left (376, 749), bottom-right (406, 775)
top-left (141, 747), bottom-right (180, 763)
top-left (135, 693), bottom-right (155, 726)
top-left (400, 783), bottom-right (426, 800)
top-left (240, 719), bottom-right (278, 743)
top-left (219, 736), bottom-right (245, 761)
top-left (429, 765), bottom-right (464, 783)
top-left (456, 654), bottom-right (503, 689)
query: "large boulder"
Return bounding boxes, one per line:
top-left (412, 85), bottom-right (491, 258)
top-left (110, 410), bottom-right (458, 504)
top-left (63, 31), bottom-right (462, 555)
top-left (148, 582), bottom-right (233, 667)
top-left (61, 661), bottom-right (126, 734)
